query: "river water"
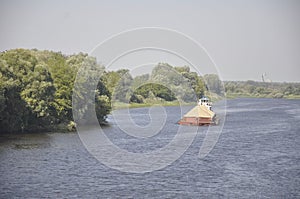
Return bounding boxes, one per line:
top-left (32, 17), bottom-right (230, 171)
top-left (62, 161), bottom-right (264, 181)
top-left (0, 98), bottom-right (299, 198)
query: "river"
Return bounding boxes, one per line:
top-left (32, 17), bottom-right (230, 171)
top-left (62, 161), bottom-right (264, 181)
top-left (0, 98), bottom-right (299, 198)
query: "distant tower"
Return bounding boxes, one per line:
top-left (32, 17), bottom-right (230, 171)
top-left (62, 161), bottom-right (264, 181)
top-left (262, 73), bottom-right (272, 83)
top-left (262, 73), bottom-right (266, 82)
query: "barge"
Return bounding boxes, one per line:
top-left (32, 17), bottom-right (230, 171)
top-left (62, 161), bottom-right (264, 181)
top-left (178, 97), bottom-right (218, 126)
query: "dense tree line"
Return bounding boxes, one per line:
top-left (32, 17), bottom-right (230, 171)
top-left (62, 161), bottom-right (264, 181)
top-left (0, 49), bottom-right (111, 133)
top-left (1, 49), bottom-right (299, 133)
top-left (103, 63), bottom-right (208, 104)
top-left (224, 80), bottom-right (300, 98)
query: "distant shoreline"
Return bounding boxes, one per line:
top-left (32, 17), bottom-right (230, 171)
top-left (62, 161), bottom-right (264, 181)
top-left (114, 93), bottom-right (300, 110)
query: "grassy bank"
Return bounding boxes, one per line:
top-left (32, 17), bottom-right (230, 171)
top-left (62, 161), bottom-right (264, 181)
top-left (111, 100), bottom-right (196, 110)
top-left (225, 92), bottom-right (300, 99)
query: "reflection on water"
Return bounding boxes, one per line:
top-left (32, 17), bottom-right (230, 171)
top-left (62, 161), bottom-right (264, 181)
top-left (0, 98), bottom-right (299, 198)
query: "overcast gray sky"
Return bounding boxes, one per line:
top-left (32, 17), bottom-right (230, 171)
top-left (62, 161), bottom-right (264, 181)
top-left (0, 0), bottom-right (299, 82)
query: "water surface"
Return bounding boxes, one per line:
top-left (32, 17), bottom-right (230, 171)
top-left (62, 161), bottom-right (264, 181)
top-left (0, 98), bottom-right (299, 198)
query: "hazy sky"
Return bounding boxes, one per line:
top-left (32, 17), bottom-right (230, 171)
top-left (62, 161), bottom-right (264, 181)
top-left (1, 0), bottom-right (299, 82)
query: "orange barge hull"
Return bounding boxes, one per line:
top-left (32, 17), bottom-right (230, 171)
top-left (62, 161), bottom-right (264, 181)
top-left (178, 104), bottom-right (217, 126)
top-left (178, 117), bottom-right (216, 126)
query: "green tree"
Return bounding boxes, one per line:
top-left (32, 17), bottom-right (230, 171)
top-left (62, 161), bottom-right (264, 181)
top-left (132, 74), bottom-right (150, 90)
top-left (101, 70), bottom-right (122, 94)
top-left (71, 56), bottom-right (111, 124)
top-left (113, 70), bottom-right (133, 102)
top-left (151, 63), bottom-right (197, 102)
top-left (0, 49), bottom-right (56, 132)
top-left (0, 49), bottom-right (112, 133)
top-left (45, 52), bottom-right (74, 121)
top-left (134, 83), bottom-right (176, 101)
top-left (204, 74), bottom-right (223, 95)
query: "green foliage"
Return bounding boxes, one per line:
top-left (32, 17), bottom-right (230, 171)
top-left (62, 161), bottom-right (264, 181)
top-left (2, 48), bottom-right (298, 134)
top-left (45, 52), bottom-right (78, 121)
top-left (131, 74), bottom-right (149, 89)
top-left (174, 65), bottom-right (190, 73)
top-left (130, 64), bottom-right (206, 103)
top-left (134, 83), bottom-right (176, 101)
top-left (0, 49), bottom-right (111, 133)
top-left (178, 70), bottom-right (205, 98)
top-left (150, 63), bottom-right (198, 102)
top-left (102, 63), bottom-right (206, 105)
top-left (204, 74), bottom-right (223, 96)
top-left (113, 70), bottom-right (133, 103)
top-left (101, 70), bottom-right (121, 94)
top-left (224, 81), bottom-right (300, 99)
top-left (100, 63), bottom-right (208, 105)
top-left (64, 55), bottom-right (112, 125)
top-left (0, 49), bottom-right (56, 132)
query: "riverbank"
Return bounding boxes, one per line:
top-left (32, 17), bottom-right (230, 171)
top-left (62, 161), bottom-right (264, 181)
top-left (112, 92), bottom-right (225, 110)
top-left (3, 95), bottom-right (299, 135)
top-left (225, 92), bottom-right (300, 99)
top-left (112, 91), bottom-right (300, 110)
top-left (112, 101), bottom-right (194, 110)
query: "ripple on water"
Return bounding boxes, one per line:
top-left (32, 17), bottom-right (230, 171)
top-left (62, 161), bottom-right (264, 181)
top-left (0, 98), bottom-right (299, 198)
